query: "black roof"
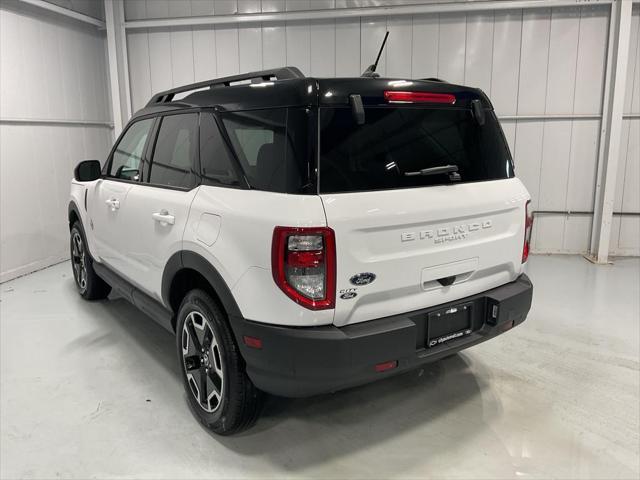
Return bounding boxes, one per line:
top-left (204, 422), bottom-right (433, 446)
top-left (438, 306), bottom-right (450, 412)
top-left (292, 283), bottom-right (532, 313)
top-left (131, 66), bottom-right (492, 120)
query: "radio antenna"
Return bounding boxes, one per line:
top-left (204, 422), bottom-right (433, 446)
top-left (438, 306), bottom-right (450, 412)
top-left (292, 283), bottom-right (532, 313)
top-left (361, 31), bottom-right (389, 78)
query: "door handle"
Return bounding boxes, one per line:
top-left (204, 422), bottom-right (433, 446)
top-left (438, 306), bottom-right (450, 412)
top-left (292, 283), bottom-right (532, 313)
top-left (105, 198), bottom-right (120, 210)
top-left (152, 210), bottom-right (175, 226)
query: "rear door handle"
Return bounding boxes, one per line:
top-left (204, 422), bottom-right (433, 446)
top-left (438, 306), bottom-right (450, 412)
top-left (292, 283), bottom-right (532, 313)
top-left (105, 198), bottom-right (120, 210)
top-left (152, 210), bottom-right (175, 226)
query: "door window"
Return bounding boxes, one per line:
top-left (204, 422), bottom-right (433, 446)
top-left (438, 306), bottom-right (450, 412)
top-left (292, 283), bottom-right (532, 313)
top-left (148, 113), bottom-right (198, 189)
top-left (108, 118), bottom-right (154, 181)
top-left (199, 113), bottom-right (240, 187)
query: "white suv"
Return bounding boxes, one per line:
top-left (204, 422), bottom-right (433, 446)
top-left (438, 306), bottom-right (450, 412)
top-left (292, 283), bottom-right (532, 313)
top-left (69, 67), bottom-right (534, 435)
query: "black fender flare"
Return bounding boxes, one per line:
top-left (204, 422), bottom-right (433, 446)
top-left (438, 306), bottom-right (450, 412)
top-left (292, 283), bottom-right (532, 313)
top-left (67, 200), bottom-right (98, 262)
top-left (68, 201), bottom-right (81, 226)
top-left (161, 251), bottom-right (242, 319)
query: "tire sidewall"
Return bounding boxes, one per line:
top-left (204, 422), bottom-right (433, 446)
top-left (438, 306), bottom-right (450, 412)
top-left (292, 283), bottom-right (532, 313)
top-left (175, 290), bottom-right (243, 431)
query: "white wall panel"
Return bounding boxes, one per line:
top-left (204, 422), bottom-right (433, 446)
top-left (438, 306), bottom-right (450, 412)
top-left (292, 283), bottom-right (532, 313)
top-left (411, 14), bottom-right (438, 79)
top-left (171, 29), bottom-right (195, 87)
top-left (386, 16), bottom-right (412, 78)
top-left (215, 25), bottom-right (240, 76)
top-left (619, 119), bottom-right (640, 213)
top-left (464, 12), bottom-right (493, 92)
top-left (538, 120), bottom-right (572, 211)
top-left (335, 18), bottom-right (360, 76)
top-left (566, 120), bottom-right (600, 212)
top-left (214, 0), bottom-right (238, 15)
top-left (0, 4), bottom-right (112, 281)
top-left (437, 12), bottom-right (465, 84)
top-left (127, 31), bottom-right (152, 110)
top-left (262, 22), bottom-right (286, 69)
top-left (545, 7), bottom-right (580, 115)
top-left (513, 121), bottom-right (544, 210)
top-left (239, 24), bottom-right (263, 72)
top-left (572, 5), bottom-right (609, 115)
top-left (121, 2), bottom-right (626, 255)
top-left (286, 21), bottom-right (311, 74)
top-left (310, 20), bottom-right (336, 77)
top-left (238, 0), bottom-right (261, 14)
top-left (148, 30), bottom-right (173, 92)
top-left (193, 27), bottom-right (218, 82)
top-left (192, 0), bottom-right (215, 16)
top-left (517, 8), bottom-right (550, 115)
top-left (490, 10), bottom-right (522, 116)
top-left (145, 0), bottom-right (169, 19)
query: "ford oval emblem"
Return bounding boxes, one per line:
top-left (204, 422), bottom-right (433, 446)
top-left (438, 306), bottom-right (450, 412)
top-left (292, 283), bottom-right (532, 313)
top-left (350, 272), bottom-right (376, 286)
top-left (340, 291), bottom-right (358, 300)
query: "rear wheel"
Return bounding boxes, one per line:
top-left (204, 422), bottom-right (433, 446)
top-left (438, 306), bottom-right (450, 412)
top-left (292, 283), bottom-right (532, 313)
top-left (176, 289), bottom-right (263, 435)
top-left (70, 222), bottom-right (111, 300)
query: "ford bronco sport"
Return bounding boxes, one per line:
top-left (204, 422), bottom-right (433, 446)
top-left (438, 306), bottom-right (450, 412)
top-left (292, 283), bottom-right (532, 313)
top-left (69, 66), bottom-right (533, 435)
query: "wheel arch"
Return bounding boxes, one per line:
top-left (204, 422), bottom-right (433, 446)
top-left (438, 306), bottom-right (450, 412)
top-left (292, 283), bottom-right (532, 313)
top-left (68, 201), bottom-right (81, 230)
top-left (162, 251), bottom-right (243, 331)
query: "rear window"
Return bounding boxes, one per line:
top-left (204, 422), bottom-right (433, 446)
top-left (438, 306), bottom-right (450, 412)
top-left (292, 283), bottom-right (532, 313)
top-left (319, 107), bottom-right (513, 194)
top-left (220, 108), bottom-right (314, 194)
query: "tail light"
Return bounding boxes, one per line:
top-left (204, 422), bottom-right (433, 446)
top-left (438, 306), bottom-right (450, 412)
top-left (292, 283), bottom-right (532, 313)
top-left (272, 227), bottom-right (336, 310)
top-left (384, 91), bottom-right (456, 104)
top-left (522, 200), bottom-right (533, 263)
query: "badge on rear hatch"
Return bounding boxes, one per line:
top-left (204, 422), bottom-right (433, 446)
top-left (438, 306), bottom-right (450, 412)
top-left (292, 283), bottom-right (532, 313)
top-left (350, 272), bottom-right (376, 286)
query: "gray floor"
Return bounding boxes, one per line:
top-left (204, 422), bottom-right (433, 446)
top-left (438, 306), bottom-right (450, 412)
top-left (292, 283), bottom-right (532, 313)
top-left (1, 255), bottom-right (638, 479)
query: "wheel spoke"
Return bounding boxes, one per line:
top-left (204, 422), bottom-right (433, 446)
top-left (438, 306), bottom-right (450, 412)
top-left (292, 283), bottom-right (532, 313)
top-left (199, 368), bottom-right (209, 407)
top-left (202, 327), bottom-right (213, 350)
top-left (212, 345), bottom-right (223, 375)
top-left (207, 369), bottom-right (222, 397)
top-left (187, 320), bottom-right (202, 352)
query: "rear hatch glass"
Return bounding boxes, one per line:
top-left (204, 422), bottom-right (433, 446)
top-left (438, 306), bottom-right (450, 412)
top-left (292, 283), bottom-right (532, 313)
top-left (319, 107), bottom-right (513, 193)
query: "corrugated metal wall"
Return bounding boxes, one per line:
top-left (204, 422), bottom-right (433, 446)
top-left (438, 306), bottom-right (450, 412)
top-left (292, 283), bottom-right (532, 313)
top-left (0, 2), bottom-right (113, 282)
top-left (124, 0), bottom-right (639, 256)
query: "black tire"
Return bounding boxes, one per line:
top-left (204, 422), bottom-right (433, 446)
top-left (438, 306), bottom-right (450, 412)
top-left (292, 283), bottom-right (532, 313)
top-left (176, 289), bottom-right (263, 435)
top-left (70, 222), bottom-right (111, 300)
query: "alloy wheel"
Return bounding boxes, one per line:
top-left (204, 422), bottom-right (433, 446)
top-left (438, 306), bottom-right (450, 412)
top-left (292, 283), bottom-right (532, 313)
top-left (181, 311), bottom-right (224, 413)
top-left (71, 231), bottom-right (87, 292)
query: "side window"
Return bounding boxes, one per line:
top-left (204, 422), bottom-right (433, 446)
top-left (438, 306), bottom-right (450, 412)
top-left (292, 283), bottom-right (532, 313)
top-left (148, 113), bottom-right (198, 189)
top-left (108, 118), bottom-right (154, 180)
top-left (221, 108), bottom-right (310, 193)
top-left (200, 113), bottom-right (240, 187)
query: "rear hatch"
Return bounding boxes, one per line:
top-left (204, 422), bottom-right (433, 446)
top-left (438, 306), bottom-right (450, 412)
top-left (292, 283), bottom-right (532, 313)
top-left (318, 88), bottom-right (529, 326)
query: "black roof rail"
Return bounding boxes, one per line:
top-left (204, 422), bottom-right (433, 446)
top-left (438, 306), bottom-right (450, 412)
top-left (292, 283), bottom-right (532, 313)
top-left (146, 66), bottom-right (305, 106)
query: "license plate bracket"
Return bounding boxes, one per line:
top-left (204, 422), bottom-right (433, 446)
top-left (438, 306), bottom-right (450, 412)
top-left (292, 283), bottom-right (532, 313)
top-left (426, 302), bottom-right (473, 348)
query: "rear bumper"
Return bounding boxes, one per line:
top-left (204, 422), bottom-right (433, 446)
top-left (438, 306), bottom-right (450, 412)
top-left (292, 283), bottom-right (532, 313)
top-left (230, 274), bottom-right (533, 397)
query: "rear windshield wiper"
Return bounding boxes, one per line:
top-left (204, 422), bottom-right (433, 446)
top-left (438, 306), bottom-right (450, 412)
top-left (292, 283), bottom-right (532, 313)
top-left (404, 164), bottom-right (461, 181)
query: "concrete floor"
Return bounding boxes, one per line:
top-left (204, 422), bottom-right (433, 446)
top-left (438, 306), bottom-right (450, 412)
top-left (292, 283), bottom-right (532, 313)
top-left (1, 255), bottom-right (638, 479)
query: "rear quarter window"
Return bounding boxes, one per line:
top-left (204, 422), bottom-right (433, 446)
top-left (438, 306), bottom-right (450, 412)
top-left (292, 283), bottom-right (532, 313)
top-left (220, 108), bottom-right (314, 194)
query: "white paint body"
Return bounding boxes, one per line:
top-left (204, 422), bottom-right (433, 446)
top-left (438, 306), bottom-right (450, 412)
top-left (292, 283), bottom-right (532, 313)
top-left (71, 175), bottom-right (530, 327)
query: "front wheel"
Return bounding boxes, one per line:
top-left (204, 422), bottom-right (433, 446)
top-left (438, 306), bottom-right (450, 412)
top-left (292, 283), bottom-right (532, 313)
top-left (70, 222), bottom-right (111, 300)
top-left (176, 289), bottom-right (263, 435)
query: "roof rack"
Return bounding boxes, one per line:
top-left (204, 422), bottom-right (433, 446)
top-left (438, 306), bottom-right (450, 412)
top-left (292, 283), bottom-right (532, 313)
top-left (146, 66), bottom-right (305, 106)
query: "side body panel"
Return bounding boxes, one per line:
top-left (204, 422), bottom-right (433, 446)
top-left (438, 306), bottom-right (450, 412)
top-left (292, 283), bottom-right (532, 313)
top-left (106, 184), bottom-right (199, 301)
top-left (184, 187), bottom-right (333, 327)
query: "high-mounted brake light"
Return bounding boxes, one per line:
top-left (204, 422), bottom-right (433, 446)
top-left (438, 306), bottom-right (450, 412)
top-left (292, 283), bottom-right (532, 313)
top-left (272, 227), bottom-right (336, 310)
top-left (522, 200), bottom-right (533, 263)
top-left (384, 91), bottom-right (456, 104)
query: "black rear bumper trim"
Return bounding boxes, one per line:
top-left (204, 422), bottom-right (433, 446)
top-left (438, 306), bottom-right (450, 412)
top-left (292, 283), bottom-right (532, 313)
top-left (230, 274), bottom-right (533, 397)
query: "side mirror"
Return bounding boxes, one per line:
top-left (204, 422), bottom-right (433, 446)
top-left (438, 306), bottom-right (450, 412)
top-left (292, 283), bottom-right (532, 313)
top-left (74, 160), bottom-right (101, 182)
